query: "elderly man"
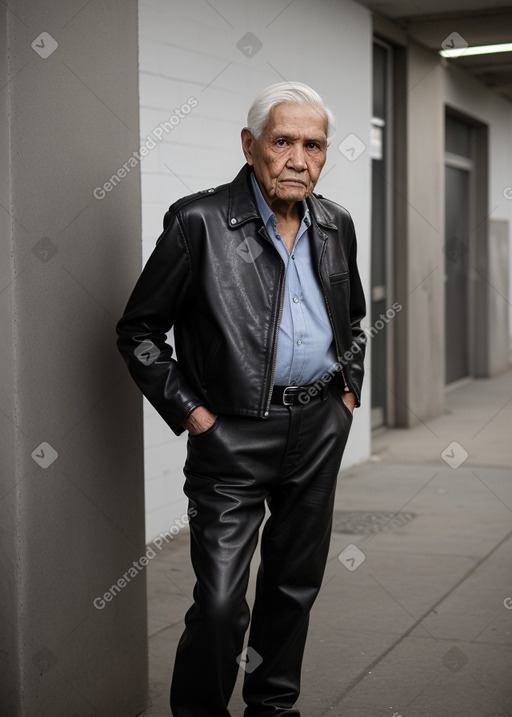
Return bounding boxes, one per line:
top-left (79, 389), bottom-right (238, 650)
top-left (117, 82), bottom-right (366, 717)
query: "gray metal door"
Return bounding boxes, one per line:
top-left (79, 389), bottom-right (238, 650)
top-left (371, 41), bottom-right (391, 428)
top-left (445, 114), bottom-right (473, 384)
top-left (445, 166), bottom-right (470, 383)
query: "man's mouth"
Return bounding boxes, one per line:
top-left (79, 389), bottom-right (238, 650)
top-left (280, 179), bottom-right (307, 187)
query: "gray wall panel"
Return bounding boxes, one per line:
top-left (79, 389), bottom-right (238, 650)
top-left (0, 2), bottom-right (147, 714)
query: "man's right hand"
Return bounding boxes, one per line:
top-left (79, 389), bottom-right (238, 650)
top-left (183, 406), bottom-right (218, 435)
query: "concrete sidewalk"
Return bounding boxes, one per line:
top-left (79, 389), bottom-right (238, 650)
top-left (141, 369), bottom-right (512, 717)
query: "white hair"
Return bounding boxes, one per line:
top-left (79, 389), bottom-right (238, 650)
top-left (246, 81), bottom-right (336, 143)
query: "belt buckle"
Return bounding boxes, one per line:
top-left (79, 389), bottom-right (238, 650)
top-left (282, 386), bottom-right (299, 406)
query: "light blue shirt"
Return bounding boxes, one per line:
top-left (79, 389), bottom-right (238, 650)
top-left (250, 172), bottom-right (336, 386)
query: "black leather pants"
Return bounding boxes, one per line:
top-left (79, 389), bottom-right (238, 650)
top-left (170, 387), bottom-right (353, 717)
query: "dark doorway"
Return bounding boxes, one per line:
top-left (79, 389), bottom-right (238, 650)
top-left (444, 113), bottom-right (473, 384)
top-left (371, 40), bottom-right (392, 427)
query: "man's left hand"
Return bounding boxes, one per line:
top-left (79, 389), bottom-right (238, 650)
top-left (341, 391), bottom-right (356, 414)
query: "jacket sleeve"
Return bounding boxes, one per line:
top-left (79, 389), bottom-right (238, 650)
top-left (346, 217), bottom-right (367, 406)
top-left (116, 208), bottom-right (202, 435)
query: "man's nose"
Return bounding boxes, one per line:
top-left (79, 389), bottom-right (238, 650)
top-left (287, 145), bottom-right (307, 170)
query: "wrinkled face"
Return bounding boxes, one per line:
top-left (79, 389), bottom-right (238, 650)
top-left (241, 102), bottom-right (328, 207)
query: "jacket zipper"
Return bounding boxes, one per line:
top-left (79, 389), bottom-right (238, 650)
top-left (264, 266), bottom-right (285, 416)
top-left (318, 238), bottom-right (352, 395)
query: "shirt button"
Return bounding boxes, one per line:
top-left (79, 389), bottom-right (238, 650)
top-left (293, 296), bottom-right (299, 303)
top-left (297, 339), bottom-right (302, 346)
top-left (291, 254), bottom-right (295, 259)
top-left (230, 218), bottom-right (237, 225)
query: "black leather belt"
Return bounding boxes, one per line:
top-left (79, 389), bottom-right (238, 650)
top-left (271, 383), bottom-right (329, 406)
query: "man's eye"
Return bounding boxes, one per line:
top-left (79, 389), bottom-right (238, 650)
top-left (307, 143), bottom-right (319, 150)
top-left (276, 139), bottom-right (287, 146)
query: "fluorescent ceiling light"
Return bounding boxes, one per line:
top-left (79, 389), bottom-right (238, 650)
top-left (440, 42), bottom-right (512, 58)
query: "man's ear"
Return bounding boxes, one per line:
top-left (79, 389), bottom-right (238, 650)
top-left (241, 128), bottom-right (254, 165)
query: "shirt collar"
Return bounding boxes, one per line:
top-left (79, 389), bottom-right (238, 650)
top-left (250, 170), bottom-right (311, 229)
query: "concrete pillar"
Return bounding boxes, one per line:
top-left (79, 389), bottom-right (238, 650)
top-left (396, 41), bottom-right (445, 426)
top-left (0, 2), bottom-right (147, 715)
top-left (487, 219), bottom-right (510, 376)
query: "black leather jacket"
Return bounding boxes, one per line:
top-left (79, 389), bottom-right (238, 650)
top-left (116, 165), bottom-right (366, 435)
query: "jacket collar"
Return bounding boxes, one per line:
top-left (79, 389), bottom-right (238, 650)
top-left (306, 191), bottom-right (338, 231)
top-left (228, 164), bottom-right (338, 231)
top-left (227, 165), bottom-right (261, 228)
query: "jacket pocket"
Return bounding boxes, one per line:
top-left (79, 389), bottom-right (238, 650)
top-left (329, 271), bottom-right (349, 285)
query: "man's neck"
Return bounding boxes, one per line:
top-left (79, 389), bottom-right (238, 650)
top-left (269, 198), bottom-right (301, 226)
top-left (273, 200), bottom-right (303, 253)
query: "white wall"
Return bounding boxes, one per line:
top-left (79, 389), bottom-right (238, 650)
top-left (137, 0), bottom-right (373, 541)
